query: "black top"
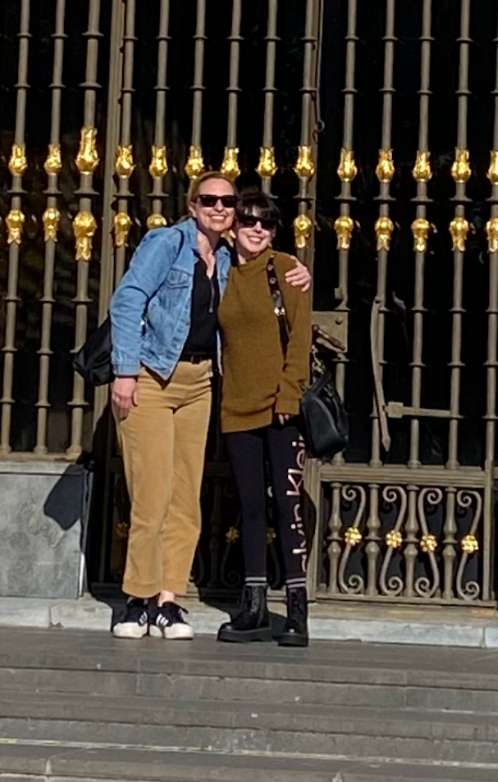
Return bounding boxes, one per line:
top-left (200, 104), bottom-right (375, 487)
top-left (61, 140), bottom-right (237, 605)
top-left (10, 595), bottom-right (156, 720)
top-left (180, 258), bottom-right (220, 359)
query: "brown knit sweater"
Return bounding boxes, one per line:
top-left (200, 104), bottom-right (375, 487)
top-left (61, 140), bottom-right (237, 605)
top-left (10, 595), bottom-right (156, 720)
top-left (218, 248), bottom-right (311, 433)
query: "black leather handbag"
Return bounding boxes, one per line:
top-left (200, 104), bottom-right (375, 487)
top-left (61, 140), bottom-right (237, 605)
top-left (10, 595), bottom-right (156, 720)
top-left (73, 316), bottom-right (113, 386)
top-left (266, 257), bottom-right (348, 460)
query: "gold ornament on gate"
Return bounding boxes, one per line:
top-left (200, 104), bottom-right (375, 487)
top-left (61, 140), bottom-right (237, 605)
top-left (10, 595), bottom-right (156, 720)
top-left (411, 217), bottom-right (430, 253)
top-left (461, 534), bottom-right (479, 554)
top-left (334, 215), bottom-right (354, 250)
top-left (420, 534), bottom-right (438, 553)
top-left (376, 149), bottom-right (395, 183)
top-left (5, 209), bottom-right (25, 245)
top-left (114, 212), bottom-right (132, 248)
top-left (185, 145), bottom-right (205, 180)
top-left (42, 206), bottom-right (61, 242)
top-left (75, 126), bottom-right (99, 174)
top-left (220, 147), bottom-right (241, 180)
top-left (449, 216), bottom-right (470, 252)
top-left (293, 213), bottom-right (313, 250)
top-left (385, 530), bottom-right (403, 549)
top-left (8, 143), bottom-right (27, 178)
top-left (294, 146), bottom-right (315, 179)
top-left (486, 217), bottom-right (498, 252)
top-left (73, 211), bottom-right (97, 261)
top-left (44, 143), bottom-right (62, 175)
top-left (344, 527), bottom-right (362, 546)
top-left (115, 145), bottom-right (135, 178)
top-left (266, 528), bottom-right (276, 545)
top-left (487, 151), bottom-right (498, 185)
top-left (257, 146), bottom-right (278, 178)
top-left (451, 148), bottom-right (471, 184)
top-left (412, 150), bottom-right (432, 183)
top-left (147, 213), bottom-right (168, 230)
top-left (337, 148), bottom-right (357, 183)
top-left (375, 216), bottom-right (394, 251)
top-left (226, 527), bottom-right (240, 544)
top-left (149, 145), bottom-right (168, 179)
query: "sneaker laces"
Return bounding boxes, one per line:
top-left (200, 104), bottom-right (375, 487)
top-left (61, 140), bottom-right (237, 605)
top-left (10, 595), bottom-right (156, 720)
top-left (124, 598), bottom-right (148, 623)
top-left (155, 602), bottom-right (189, 625)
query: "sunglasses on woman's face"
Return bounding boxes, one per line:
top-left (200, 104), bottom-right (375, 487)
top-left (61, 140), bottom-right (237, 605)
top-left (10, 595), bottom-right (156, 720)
top-left (238, 214), bottom-right (277, 231)
top-left (197, 194), bottom-right (238, 208)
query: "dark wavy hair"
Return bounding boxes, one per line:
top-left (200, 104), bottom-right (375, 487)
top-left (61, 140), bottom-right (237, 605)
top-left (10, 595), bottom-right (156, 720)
top-left (236, 187), bottom-right (281, 228)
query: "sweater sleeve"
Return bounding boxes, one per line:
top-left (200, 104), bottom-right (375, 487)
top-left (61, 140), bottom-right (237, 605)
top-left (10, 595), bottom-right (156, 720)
top-left (274, 254), bottom-right (312, 415)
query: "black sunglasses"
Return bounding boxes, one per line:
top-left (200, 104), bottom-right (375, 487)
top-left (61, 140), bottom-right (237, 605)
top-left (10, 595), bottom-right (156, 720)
top-left (197, 194), bottom-right (238, 208)
top-left (238, 214), bottom-right (277, 231)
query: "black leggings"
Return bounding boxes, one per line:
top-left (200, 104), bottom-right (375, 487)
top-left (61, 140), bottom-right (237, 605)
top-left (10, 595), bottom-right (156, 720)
top-left (226, 422), bottom-right (307, 586)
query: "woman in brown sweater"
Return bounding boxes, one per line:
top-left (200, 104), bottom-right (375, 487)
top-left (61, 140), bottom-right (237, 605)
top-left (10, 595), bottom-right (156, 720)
top-left (217, 189), bottom-right (312, 647)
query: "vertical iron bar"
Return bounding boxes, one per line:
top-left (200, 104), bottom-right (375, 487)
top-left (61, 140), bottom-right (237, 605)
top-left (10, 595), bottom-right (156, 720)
top-left (0, 0), bottom-right (30, 455)
top-left (67, 0), bottom-right (102, 459)
top-left (483, 5), bottom-right (498, 601)
top-left (257, 0), bottom-right (279, 194)
top-left (366, 0), bottom-right (397, 597)
top-left (147, 0), bottom-right (171, 229)
top-left (220, 0), bottom-right (243, 179)
top-left (35, 0), bottom-right (66, 455)
top-left (185, 0), bottom-right (206, 180)
top-left (113, 0), bottom-right (136, 286)
top-left (327, 0), bottom-right (358, 593)
top-left (443, 0), bottom-right (472, 599)
top-left (404, 0), bottom-right (433, 597)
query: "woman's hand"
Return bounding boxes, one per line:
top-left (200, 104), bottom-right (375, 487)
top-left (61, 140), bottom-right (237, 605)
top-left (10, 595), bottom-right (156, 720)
top-left (285, 257), bottom-right (311, 292)
top-left (112, 377), bottom-right (138, 421)
top-left (277, 413), bottom-right (291, 425)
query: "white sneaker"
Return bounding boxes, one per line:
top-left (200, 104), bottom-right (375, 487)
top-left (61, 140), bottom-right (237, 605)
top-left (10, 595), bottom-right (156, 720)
top-left (149, 603), bottom-right (194, 640)
top-left (113, 598), bottom-right (149, 639)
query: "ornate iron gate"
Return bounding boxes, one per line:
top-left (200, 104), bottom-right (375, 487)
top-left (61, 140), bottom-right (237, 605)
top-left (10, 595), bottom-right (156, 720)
top-left (0, 0), bottom-right (497, 605)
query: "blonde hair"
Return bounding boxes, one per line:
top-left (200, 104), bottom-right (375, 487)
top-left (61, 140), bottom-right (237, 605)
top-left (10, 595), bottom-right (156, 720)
top-left (187, 171), bottom-right (237, 205)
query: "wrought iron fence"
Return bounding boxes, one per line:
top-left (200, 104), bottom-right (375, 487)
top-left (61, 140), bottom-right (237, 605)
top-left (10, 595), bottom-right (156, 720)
top-left (0, 0), bottom-right (497, 605)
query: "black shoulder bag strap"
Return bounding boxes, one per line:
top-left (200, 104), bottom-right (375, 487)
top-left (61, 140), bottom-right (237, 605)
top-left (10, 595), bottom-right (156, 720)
top-left (265, 255), bottom-right (290, 357)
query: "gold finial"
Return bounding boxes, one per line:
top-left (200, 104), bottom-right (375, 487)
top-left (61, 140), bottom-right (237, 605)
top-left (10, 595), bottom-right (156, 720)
top-left (44, 144), bottom-right (62, 176)
top-left (385, 530), bottom-right (403, 549)
top-left (114, 212), bottom-right (132, 248)
top-left (337, 148), bottom-right (357, 183)
top-left (257, 146), bottom-right (278, 178)
top-left (115, 145), bottom-right (135, 179)
top-left (149, 145), bottom-right (168, 179)
top-left (42, 206), bottom-right (61, 242)
top-left (185, 145), bottom-right (205, 180)
top-left (461, 534), bottom-right (479, 554)
top-left (420, 534), bottom-right (438, 553)
top-left (76, 126), bottom-right (99, 175)
top-left (449, 216), bottom-right (470, 252)
top-left (412, 150), bottom-right (432, 183)
top-left (226, 526), bottom-right (240, 544)
top-left (73, 211), bottom-right (97, 261)
top-left (344, 527), bottom-right (362, 546)
top-left (293, 213), bottom-right (313, 250)
top-left (8, 143), bottom-right (27, 178)
top-left (147, 213), bottom-right (168, 230)
top-left (334, 214), bottom-right (354, 250)
top-left (5, 209), bottom-right (25, 245)
top-left (375, 149), bottom-right (395, 184)
top-left (487, 151), bottom-right (498, 186)
top-left (486, 217), bottom-right (498, 253)
top-left (374, 216), bottom-right (394, 251)
top-left (411, 217), bottom-right (431, 253)
top-left (451, 148), bottom-right (471, 185)
top-left (294, 146), bottom-right (315, 179)
top-left (220, 147), bottom-right (241, 180)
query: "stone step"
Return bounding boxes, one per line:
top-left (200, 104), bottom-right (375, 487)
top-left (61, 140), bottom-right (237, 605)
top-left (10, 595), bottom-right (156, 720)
top-left (0, 742), bottom-right (496, 782)
top-left (1, 691), bottom-right (498, 765)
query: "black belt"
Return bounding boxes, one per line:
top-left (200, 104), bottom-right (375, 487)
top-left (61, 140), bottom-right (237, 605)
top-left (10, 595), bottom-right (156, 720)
top-left (180, 355), bottom-right (212, 364)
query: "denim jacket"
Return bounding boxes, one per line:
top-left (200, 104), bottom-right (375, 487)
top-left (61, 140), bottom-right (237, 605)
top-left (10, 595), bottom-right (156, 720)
top-left (110, 218), bottom-right (232, 379)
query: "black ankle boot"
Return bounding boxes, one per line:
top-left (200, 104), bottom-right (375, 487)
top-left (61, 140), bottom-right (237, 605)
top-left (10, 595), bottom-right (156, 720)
top-left (279, 586), bottom-right (309, 647)
top-left (218, 585), bottom-right (273, 643)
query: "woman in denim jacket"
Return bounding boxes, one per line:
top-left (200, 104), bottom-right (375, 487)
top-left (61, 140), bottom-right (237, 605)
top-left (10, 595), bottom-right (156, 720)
top-left (110, 171), bottom-right (310, 640)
